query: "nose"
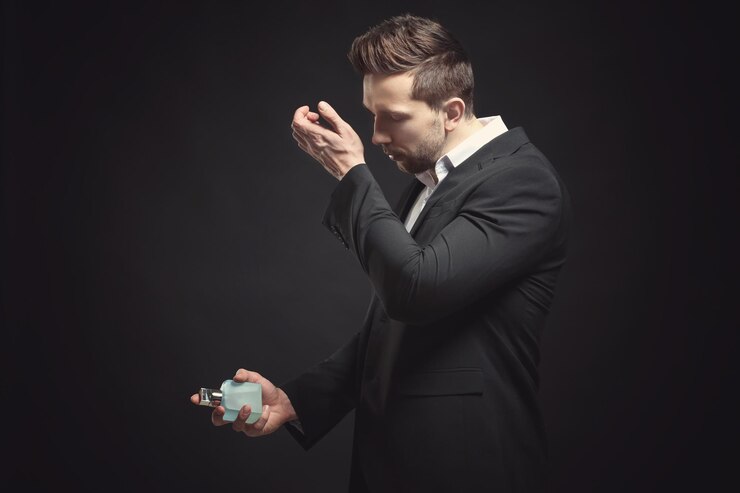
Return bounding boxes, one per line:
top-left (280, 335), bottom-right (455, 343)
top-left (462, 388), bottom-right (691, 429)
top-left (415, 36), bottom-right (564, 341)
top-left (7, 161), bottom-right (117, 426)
top-left (371, 120), bottom-right (391, 146)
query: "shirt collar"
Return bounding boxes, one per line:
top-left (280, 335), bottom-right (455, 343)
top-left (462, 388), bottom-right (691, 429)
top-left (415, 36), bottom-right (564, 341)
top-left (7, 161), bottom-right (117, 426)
top-left (414, 115), bottom-right (508, 190)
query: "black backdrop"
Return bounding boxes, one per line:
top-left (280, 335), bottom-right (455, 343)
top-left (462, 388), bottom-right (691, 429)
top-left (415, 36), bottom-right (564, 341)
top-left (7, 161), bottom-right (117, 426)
top-left (3, 1), bottom-right (737, 491)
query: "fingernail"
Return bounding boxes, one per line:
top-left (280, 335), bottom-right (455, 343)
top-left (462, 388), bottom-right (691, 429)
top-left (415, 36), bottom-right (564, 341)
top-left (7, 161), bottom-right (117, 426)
top-left (318, 101), bottom-right (327, 110)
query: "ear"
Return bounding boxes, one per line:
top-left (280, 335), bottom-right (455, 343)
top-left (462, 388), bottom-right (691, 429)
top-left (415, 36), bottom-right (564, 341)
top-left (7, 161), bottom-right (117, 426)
top-left (442, 98), bottom-right (466, 131)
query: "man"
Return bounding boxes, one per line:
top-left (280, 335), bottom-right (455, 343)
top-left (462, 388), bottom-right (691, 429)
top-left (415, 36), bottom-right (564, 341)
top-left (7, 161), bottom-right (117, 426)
top-left (191, 14), bottom-right (571, 492)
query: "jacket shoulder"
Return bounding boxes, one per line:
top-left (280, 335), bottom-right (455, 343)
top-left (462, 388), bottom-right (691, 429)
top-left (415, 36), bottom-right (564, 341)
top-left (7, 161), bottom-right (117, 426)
top-left (473, 148), bottom-right (564, 202)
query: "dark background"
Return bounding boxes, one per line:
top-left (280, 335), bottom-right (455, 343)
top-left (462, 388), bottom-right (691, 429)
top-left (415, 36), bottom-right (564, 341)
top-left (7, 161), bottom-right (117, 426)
top-left (3, 1), bottom-right (737, 491)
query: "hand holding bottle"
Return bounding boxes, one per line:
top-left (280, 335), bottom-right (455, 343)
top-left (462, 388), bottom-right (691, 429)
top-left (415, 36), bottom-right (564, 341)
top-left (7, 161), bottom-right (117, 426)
top-left (190, 368), bottom-right (298, 437)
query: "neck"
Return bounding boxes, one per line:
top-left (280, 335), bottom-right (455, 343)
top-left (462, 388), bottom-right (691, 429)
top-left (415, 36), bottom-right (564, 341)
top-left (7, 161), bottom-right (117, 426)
top-left (440, 116), bottom-right (484, 156)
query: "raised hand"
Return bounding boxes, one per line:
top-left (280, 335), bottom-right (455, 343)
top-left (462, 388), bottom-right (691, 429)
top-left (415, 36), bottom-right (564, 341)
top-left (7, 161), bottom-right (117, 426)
top-left (291, 101), bottom-right (365, 179)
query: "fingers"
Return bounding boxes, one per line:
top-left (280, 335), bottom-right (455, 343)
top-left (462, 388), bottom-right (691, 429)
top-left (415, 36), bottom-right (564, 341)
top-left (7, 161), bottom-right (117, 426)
top-left (211, 405), bottom-right (227, 426)
top-left (234, 368), bottom-right (248, 382)
top-left (292, 105), bottom-right (335, 141)
top-left (192, 390), bottom-right (226, 426)
top-left (317, 101), bottom-right (345, 133)
top-left (295, 120), bottom-right (333, 140)
top-left (244, 405), bottom-right (271, 437)
top-left (231, 405), bottom-right (252, 432)
top-left (233, 368), bottom-right (262, 383)
top-left (291, 106), bottom-right (321, 130)
top-left (234, 405), bottom-right (271, 437)
top-left (292, 105), bottom-right (309, 124)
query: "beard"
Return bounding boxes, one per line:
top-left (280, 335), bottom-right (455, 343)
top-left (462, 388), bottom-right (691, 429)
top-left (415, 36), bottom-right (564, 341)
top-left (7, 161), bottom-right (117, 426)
top-left (391, 118), bottom-right (446, 176)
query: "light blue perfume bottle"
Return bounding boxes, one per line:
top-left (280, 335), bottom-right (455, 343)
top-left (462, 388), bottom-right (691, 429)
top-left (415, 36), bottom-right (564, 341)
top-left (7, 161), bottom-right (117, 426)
top-left (198, 379), bottom-right (262, 424)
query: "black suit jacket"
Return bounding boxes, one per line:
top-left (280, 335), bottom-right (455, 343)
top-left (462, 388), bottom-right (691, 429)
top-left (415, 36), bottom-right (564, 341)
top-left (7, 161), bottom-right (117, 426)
top-left (282, 127), bottom-right (572, 492)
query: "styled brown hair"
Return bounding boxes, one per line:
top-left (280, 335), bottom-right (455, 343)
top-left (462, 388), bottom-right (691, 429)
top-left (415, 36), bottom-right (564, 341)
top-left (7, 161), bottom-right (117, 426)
top-left (348, 14), bottom-right (475, 119)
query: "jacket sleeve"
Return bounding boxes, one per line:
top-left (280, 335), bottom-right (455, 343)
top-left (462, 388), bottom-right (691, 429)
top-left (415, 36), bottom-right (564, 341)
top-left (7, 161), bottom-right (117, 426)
top-left (280, 330), bottom-right (360, 450)
top-left (322, 161), bottom-right (564, 326)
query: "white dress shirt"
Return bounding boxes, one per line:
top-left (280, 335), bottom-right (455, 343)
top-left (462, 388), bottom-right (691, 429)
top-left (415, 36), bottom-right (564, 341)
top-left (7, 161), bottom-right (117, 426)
top-left (404, 116), bottom-right (508, 232)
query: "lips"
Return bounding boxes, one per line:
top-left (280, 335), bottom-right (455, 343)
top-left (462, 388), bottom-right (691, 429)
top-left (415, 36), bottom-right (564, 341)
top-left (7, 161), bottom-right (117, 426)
top-left (384, 148), bottom-right (401, 160)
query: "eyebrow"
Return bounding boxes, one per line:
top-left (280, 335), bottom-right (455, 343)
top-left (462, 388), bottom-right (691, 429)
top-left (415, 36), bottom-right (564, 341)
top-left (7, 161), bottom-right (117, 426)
top-left (362, 103), bottom-right (410, 117)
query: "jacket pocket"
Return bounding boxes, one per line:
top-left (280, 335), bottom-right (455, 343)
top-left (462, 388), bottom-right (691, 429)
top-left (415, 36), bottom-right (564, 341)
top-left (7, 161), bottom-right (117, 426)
top-left (398, 368), bottom-right (484, 396)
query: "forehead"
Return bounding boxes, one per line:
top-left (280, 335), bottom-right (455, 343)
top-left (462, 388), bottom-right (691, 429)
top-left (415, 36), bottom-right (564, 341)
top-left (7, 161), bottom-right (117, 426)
top-left (362, 72), bottom-right (426, 112)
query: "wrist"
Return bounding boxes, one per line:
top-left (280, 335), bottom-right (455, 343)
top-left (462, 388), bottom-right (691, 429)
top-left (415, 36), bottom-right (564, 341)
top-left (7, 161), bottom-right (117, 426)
top-left (338, 162), bottom-right (366, 180)
top-left (277, 387), bottom-right (298, 422)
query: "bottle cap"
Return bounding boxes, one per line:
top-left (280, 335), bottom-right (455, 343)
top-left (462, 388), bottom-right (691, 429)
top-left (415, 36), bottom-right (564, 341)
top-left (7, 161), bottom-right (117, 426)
top-left (198, 387), bottom-right (223, 407)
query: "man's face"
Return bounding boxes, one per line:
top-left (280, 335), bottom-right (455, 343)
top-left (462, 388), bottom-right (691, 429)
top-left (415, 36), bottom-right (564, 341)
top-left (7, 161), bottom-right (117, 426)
top-left (362, 72), bottom-right (446, 175)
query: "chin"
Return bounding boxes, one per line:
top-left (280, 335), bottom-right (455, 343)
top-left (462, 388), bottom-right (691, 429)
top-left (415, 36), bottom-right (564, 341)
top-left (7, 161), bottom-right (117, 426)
top-left (401, 162), bottom-right (432, 176)
top-left (395, 160), bottom-right (413, 175)
top-left (396, 165), bottom-right (410, 174)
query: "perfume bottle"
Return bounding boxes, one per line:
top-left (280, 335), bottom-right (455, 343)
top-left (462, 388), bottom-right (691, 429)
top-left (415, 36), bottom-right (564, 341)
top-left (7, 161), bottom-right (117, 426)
top-left (198, 379), bottom-right (262, 424)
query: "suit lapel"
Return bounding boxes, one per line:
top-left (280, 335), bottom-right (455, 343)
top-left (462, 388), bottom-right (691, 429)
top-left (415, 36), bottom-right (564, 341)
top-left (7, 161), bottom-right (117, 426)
top-left (395, 179), bottom-right (424, 222)
top-left (409, 127), bottom-right (530, 237)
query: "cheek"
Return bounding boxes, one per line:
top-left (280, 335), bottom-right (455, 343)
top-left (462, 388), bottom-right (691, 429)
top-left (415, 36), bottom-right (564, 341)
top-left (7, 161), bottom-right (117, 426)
top-left (392, 124), bottom-right (425, 148)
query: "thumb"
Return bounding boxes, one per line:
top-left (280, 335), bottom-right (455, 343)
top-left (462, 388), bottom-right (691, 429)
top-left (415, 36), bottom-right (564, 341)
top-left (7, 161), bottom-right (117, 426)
top-left (317, 101), bottom-right (345, 132)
